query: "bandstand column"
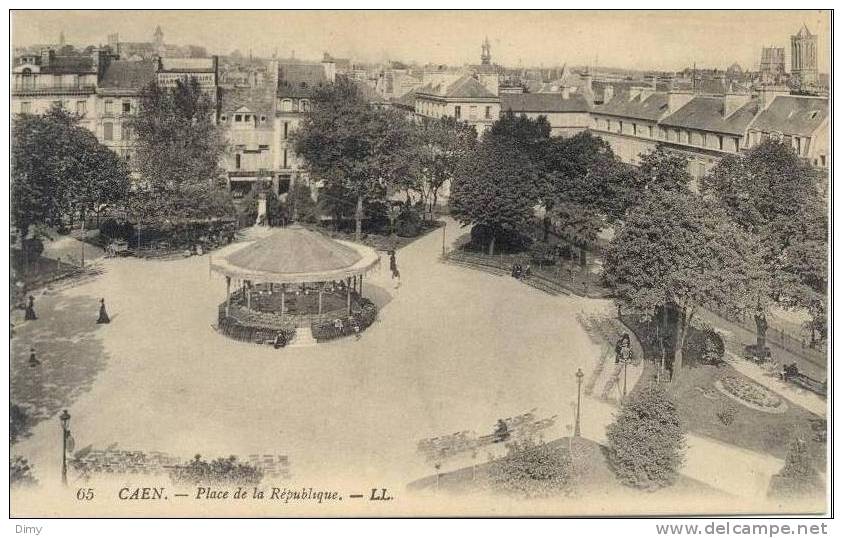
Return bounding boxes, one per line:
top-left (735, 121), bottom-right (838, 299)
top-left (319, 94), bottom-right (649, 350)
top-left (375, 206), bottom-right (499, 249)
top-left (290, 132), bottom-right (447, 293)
top-left (346, 277), bottom-right (352, 314)
top-left (318, 283), bottom-right (324, 315)
top-left (225, 276), bottom-right (231, 316)
top-left (281, 285), bottom-right (286, 313)
top-left (246, 281), bottom-right (251, 310)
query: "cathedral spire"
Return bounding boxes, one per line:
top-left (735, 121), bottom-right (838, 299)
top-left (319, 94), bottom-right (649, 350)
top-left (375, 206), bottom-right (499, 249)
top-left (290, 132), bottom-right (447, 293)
top-left (481, 36), bottom-right (491, 65)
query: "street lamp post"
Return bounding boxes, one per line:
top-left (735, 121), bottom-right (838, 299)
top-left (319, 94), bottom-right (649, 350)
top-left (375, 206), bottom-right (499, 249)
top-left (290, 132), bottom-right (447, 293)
top-left (574, 368), bottom-right (584, 437)
top-left (441, 221), bottom-right (446, 257)
top-left (623, 359), bottom-right (628, 399)
top-left (59, 409), bottom-right (71, 486)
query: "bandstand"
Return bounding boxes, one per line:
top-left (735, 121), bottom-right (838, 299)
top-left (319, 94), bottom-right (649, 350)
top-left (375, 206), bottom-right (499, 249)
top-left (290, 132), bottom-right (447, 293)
top-left (210, 225), bottom-right (381, 346)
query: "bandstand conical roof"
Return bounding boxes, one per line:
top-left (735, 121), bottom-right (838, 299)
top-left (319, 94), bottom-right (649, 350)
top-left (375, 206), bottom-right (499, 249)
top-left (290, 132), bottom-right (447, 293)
top-left (211, 226), bottom-right (380, 284)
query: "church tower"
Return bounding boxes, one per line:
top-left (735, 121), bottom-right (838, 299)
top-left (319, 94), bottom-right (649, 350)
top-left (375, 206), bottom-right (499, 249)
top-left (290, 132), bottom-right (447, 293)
top-left (791, 24), bottom-right (818, 87)
top-left (481, 37), bottom-right (492, 66)
top-left (154, 25), bottom-right (164, 47)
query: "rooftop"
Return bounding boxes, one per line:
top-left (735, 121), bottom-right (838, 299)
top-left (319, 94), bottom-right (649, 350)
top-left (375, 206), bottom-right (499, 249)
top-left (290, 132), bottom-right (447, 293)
top-left (500, 92), bottom-right (591, 114)
top-left (417, 74), bottom-right (497, 100)
top-left (160, 57), bottom-right (215, 73)
top-left (277, 62), bottom-right (328, 98)
top-left (595, 91), bottom-right (670, 121)
top-left (748, 95), bottom-right (828, 137)
top-left (99, 60), bottom-right (157, 90)
top-left (660, 95), bottom-right (760, 135)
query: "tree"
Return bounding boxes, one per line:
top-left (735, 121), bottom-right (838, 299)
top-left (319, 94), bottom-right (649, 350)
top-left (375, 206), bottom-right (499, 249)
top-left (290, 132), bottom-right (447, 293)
top-left (636, 145), bottom-right (694, 193)
top-left (450, 138), bottom-right (538, 255)
top-left (11, 106), bottom-right (130, 238)
top-left (408, 116), bottom-right (477, 220)
top-left (449, 112), bottom-right (547, 255)
top-left (702, 140), bottom-right (827, 353)
top-left (294, 78), bottom-right (415, 241)
top-left (537, 132), bottom-right (626, 265)
top-left (606, 385), bottom-right (685, 490)
top-left (604, 187), bottom-right (765, 375)
top-left (127, 78), bottom-right (229, 220)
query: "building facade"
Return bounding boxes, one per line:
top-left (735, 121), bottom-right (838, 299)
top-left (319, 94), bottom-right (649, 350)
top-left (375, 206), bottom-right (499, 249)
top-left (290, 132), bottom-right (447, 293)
top-left (760, 46), bottom-right (786, 84)
top-left (414, 74), bottom-right (500, 134)
top-left (499, 89), bottom-right (591, 137)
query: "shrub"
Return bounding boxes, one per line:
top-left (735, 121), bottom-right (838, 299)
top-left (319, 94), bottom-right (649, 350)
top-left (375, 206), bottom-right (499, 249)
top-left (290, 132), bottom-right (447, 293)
top-left (716, 403), bottom-right (737, 426)
top-left (99, 218), bottom-right (135, 241)
top-left (10, 403), bottom-right (30, 444)
top-left (529, 241), bottom-right (558, 266)
top-left (606, 384), bottom-right (685, 490)
top-left (768, 438), bottom-right (823, 499)
top-left (169, 454), bottom-right (263, 486)
top-left (686, 325), bottom-right (726, 365)
top-left (397, 205), bottom-right (423, 237)
top-left (10, 456), bottom-right (38, 488)
top-left (21, 237), bottom-right (44, 262)
top-left (487, 439), bottom-right (577, 498)
top-left (469, 224), bottom-right (531, 253)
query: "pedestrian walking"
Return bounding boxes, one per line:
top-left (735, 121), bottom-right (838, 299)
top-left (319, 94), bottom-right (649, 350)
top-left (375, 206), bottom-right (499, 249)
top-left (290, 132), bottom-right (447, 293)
top-left (97, 298), bottom-right (111, 324)
top-left (24, 295), bottom-right (37, 321)
top-left (389, 249), bottom-right (401, 287)
top-left (28, 347), bottom-right (40, 367)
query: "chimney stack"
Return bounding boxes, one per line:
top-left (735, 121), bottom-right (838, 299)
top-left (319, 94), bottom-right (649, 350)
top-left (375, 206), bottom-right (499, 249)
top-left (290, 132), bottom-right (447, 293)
top-left (40, 48), bottom-right (54, 67)
top-left (723, 92), bottom-right (751, 118)
top-left (667, 90), bottom-right (694, 113)
top-left (603, 84), bottom-right (614, 104)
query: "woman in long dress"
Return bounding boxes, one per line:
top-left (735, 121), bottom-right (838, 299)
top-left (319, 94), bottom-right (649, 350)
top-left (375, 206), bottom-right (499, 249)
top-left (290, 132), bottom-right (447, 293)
top-left (97, 298), bottom-right (110, 324)
top-left (24, 296), bottom-right (37, 321)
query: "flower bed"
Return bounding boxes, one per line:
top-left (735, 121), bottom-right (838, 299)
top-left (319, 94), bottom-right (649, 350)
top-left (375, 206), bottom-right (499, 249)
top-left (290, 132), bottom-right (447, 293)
top-left (719, 375), bottom-right (783, 410)
top-left (311, 299), bottom-right (378, 342)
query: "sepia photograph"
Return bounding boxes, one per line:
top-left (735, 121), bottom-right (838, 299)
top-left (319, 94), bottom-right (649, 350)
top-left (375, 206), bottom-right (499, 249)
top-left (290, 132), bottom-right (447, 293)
top-left (6, 8), bottom-right (832, 521)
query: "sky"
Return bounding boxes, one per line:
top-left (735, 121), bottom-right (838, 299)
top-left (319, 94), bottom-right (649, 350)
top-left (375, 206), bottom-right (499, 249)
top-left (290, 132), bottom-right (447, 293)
top-left (11, 10), bottom-right (831, 73)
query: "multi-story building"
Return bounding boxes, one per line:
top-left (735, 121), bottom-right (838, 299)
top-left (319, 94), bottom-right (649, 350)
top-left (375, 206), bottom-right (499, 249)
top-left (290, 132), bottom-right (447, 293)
top-left (274, 60), bottom-right (331, 193)
top-left (96, 59), bottom-right (158, 165)
top-left (414, 74), bottom-right (500, 134)
top-left (499, 88), bottom-right (591, 137)
top-left (745, 94), bottom-right (828, 170)
top-left (10, 48), bottom-right (110, 133)
top-left (219, 61), bottom-right (279, 196)
top-left (791, 24), bottom-right (819, 87)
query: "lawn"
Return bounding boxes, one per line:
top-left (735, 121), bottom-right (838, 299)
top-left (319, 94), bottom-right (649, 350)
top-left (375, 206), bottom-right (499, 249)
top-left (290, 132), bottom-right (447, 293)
top-left (667, 362), bottom-right (826, 470)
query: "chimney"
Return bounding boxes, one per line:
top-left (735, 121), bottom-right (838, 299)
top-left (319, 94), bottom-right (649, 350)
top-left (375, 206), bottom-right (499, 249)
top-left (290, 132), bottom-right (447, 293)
top-left (667, 90), bottom-right (694, 113)
top-left (40, 48), bottom-right (54, 67)
top-left (758, 84), bottom-right (790, 110)
top-left (603, 84), bottom-right (614, 103)
top-left (723, 92), bottom-right (751, 118)
top-left (629, 86), bottom-right (643, 101)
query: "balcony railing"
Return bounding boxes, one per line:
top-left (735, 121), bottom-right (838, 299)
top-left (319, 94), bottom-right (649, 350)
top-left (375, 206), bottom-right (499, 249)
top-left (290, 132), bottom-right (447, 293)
top-left (12, 83), bottom-right (97, 95)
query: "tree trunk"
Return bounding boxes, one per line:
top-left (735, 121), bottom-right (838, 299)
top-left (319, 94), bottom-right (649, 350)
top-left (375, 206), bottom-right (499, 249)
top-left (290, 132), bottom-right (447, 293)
top-left (754, 311), bottom-right (768, 360)
top-left (355, 195), bottom-right (363, 241)
top-left (672, 306), bottom-right (688, 378)
top-left (579, 245), bottom-right (587, 267)
top-left (542, 215), bottom-right (550, 242)
top-left (488, 235), bottom-right (496, 256)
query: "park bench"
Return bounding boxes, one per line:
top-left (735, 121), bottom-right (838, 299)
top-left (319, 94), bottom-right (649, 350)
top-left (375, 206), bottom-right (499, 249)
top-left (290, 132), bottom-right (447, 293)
top-left (780, 364), bottom-right (827, 397)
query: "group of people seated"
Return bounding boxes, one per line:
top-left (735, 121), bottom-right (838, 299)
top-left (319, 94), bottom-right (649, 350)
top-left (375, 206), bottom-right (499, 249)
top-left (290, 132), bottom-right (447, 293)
top-left (511, 262), bottom-right (531, 280)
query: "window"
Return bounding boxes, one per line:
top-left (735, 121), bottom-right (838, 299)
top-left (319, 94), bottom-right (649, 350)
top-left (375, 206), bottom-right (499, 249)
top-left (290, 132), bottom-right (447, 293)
top-left (648, 125), bottom-right (654, 138)
top-left (260, 115), bottom-right (267, 123)
top-left (794, 137), bottom-right (801, 155)
top-left (53, 100), bottom-right (63, 109)
top-left (618, 121), bottom-right (623, 133)
top-left (820, 155), bottom-right (826, 167)
top-left (21, 68), bottom-right (34, 89)
top-left (454, 106), bottom-right (461, 120)
top-left (485, 106), bottom-right (491, 119)
top-left (632, 123), bottom-right (638, 136)
top-left (76, 101), bottom-right (87, 115)
top-left (281, 99), bottom-right (292, 112)
top-left (301, 100), bottom-right (310, 112)
top-left (283, 149), bottom-right (288, 169)
top-left (235, 114), bottom-right (242, 122)
top-left (717, 135), bottom-right (723, 150)
top-left (235, 154), bottom-right (241, 169)
top-left (20, 101), bottom-right (31, 114)
top-left (283, 122), bottom-right (289, 139)
top-left (103, 122), bottom-right (113, 141)
top-left (104, 100), bottom-right (113, 114)
top-left (122, 101), bottom-right (131, 113)
top-left (258, 144), bottom-right (269, 151)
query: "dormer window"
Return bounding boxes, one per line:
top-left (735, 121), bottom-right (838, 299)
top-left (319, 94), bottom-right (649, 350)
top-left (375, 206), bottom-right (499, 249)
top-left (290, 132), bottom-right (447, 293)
top-left (260, 115), bottom-right (267, 123)
top-left (235, 114), bottom-right (242, 122)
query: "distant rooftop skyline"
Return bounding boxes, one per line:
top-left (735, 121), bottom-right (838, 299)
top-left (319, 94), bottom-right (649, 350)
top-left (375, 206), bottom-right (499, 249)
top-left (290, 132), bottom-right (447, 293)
top-left (12, 10), bottom-right (830, 73)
